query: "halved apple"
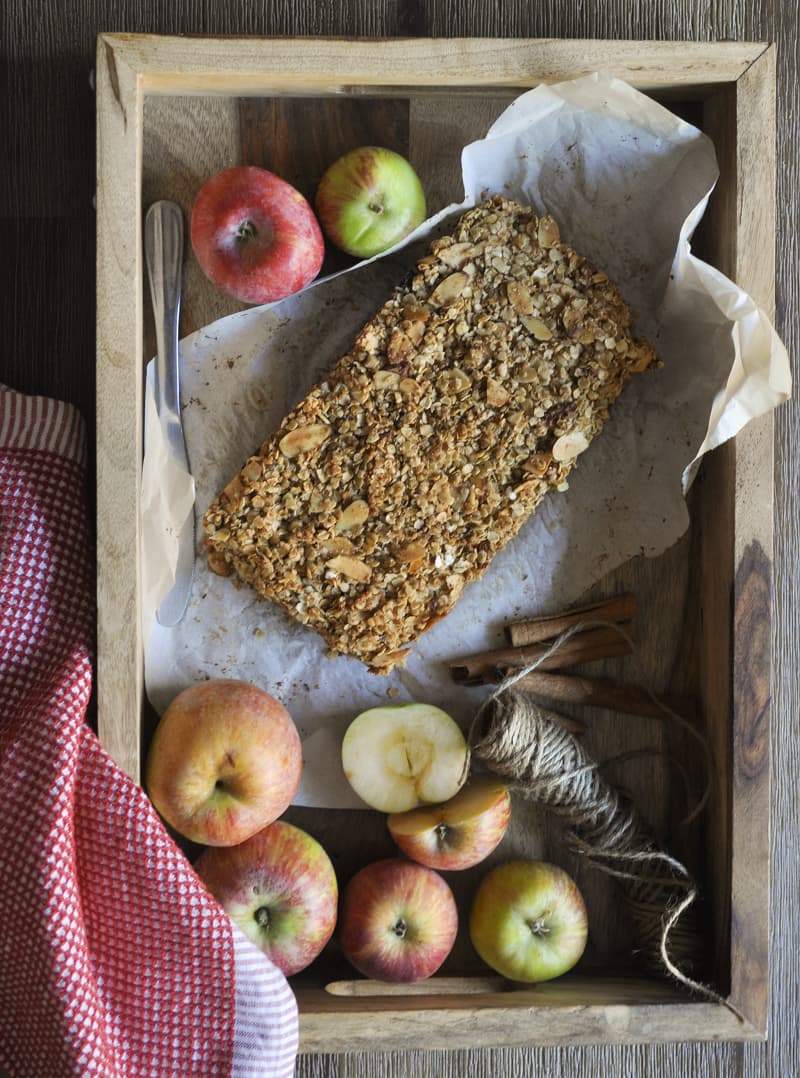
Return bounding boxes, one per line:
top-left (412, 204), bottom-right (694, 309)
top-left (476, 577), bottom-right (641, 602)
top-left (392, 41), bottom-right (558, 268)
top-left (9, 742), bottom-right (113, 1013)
top-left (341, 703), bottom-right (467, 814)
top-left (387, 774), bottom-right (512, 871)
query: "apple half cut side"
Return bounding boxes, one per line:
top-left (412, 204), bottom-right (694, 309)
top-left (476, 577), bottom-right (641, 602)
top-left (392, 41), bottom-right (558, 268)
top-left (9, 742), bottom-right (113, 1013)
top-left (341, 702), bottom-right (468, 814)
top-left (387, 774), bottom-right (512, 871)
top-left (194, 820), bottom-right (338, 976)
top-left (469, 860), bottom-right (588, 983)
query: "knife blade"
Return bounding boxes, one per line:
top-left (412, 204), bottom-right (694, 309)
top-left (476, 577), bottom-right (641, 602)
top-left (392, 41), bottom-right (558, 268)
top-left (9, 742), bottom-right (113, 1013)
top-left (144, 200), bottom-right (195, 627)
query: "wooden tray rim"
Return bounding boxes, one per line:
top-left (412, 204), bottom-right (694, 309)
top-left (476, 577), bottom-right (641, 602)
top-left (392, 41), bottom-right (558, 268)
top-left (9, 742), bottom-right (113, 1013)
top-left (94, 34), bottom-right (776, 1051)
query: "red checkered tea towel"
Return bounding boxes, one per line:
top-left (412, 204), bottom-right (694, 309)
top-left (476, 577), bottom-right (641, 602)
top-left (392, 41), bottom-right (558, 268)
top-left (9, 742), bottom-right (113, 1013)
top-left (0, 387), bottom-right (299, 1077)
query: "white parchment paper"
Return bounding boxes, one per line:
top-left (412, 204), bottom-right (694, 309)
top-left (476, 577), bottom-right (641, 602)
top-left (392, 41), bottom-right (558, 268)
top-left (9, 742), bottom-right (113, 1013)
top-left (142, 75), bottom-right (790, 808)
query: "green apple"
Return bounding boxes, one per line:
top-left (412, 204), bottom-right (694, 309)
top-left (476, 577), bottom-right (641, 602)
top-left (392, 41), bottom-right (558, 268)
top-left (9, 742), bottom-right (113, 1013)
top-left (341, 702), bottom-right (468, 813)
top-left (315, 146), bottom-right (426, 258)
top-left (469, 860), bottom-right (588, 983)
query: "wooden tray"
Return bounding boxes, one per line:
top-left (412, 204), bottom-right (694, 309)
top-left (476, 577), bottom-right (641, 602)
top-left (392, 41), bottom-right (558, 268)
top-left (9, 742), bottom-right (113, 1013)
top-left (95, 34), bottom-right (776, 1052)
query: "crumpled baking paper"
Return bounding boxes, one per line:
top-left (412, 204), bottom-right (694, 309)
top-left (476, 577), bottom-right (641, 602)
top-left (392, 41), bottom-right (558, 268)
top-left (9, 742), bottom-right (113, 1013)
top-left (141, 74), bottom-right (790, 809)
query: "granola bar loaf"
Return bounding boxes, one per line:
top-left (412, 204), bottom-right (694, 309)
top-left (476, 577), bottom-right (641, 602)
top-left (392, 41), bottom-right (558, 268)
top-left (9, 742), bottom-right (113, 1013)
top-left (204, 196), bottom-right (658, 673)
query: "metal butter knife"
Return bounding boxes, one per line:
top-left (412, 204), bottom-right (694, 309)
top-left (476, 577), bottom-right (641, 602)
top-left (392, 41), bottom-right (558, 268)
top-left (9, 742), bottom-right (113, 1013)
top-left (144, 200), bottom-right (195, 627)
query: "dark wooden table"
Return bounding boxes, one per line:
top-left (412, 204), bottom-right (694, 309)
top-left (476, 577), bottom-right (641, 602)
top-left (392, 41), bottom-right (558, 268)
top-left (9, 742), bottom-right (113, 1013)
top-left (4, 3), bottom-right (797, 1076)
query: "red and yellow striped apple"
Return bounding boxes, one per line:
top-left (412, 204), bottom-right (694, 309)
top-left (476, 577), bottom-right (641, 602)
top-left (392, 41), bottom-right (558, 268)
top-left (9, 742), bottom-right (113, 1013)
top-left (387, 774), bottom-right (512, 871)
top-left (145, 678), bottom-right (302, 846)
top-left (194, 820), bottom-right (338, 976)
top-left (339, 858), bottom-right (457, 983)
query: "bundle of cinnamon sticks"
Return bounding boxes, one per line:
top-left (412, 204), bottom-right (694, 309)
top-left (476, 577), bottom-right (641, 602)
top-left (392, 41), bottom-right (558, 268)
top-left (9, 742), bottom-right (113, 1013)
top-left (448, 592), bottom-right (695, 726)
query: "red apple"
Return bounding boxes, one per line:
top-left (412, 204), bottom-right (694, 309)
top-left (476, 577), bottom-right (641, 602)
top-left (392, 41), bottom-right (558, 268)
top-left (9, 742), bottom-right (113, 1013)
top-left (315, 146), bottom-right (426, 259)
top-left (469, 860), bottom-right (588, 983)
top-left (145, 678), bottom-right (302, 846)
top-left (194, 820), bottom-right (338, 976)
top-left (190, 165), bottom-right (325, 304)
top-left (339, 858), bottom-right (458, 983)
top-left (387, 774), bottom-right (511, 871)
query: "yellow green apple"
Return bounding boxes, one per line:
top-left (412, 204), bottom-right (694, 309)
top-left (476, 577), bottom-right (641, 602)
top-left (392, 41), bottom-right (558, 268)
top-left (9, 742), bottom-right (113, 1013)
top-left (469, 860), bottom-right (588, 983)
top-left (315, 146), bottom-right (426, 258)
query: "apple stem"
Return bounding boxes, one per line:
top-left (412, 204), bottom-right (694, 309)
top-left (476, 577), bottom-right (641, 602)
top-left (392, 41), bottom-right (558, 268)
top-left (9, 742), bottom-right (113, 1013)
top-left (255, 906), bottom-right (270, 930)
top-left (236, 219), bottom-right (258, 244)
top-left (392, 918), bottom-right (408, 939)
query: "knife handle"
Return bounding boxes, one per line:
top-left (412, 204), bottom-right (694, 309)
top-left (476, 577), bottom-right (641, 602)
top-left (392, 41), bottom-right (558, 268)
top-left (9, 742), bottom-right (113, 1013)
top-left (144, 201), bottom-right (184, 426)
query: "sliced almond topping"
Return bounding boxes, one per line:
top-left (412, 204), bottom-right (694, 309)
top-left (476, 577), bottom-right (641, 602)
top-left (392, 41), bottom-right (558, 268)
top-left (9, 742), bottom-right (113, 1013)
top-left (404, 319), bottom-right (426, 345)
top-left (523, 452), bottom-right (552, 477)
top-left (396, 540), bottom-right (426, 564)
top-left (516, 360), bottom-right (541, 383)
top-left (486, 377), bottom-right (510, 407)
top-left (507, 281), bottom-right (534, 315)
top-left (513, 478), bottom-right (541, 498)
top-left (322, 536), bottom-right (355, 556)
top-left (335, 499), bottom-right (370, 533)
top-left (537, 216), bottom-right (561, 248)
top-left (438, 367), bottom-right (472, 395)
top-left (552, 431), bottom-right (590, 461)
top-left (279, 424), bottom-right (331, 459)
top-left (438, 241), bottom-right (485, 268)
top-left (520, 314), bottom-right (553, 341)
top-left (429, 272), bottom-right (468, 307)
top-left (242, 459), bottom-right (262, 483)
top-left (371, 647), bottom-right (411, 670)
top-left (398, 377), bottom-right (422, 401)
top-left (387, 328), bottom-right (412, 364)
top-left (430, 476), bottom-right (453, 506)
top-left (373, 370), bottom-right (401, 391)
top-left (326, 555), bottom-right (372, 583)
top-left (206, 548), bottom-right (232, 577)
top-left (401, 302), bottom-right (429, 324)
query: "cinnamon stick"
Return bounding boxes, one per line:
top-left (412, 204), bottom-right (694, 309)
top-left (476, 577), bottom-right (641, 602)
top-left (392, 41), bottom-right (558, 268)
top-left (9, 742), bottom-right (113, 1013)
top-left (496, 670), bottom-right (698, 724)
top-left (450, 624), bottom-right (634, 685)
top-left (506, 592), bottom-right (637, 648)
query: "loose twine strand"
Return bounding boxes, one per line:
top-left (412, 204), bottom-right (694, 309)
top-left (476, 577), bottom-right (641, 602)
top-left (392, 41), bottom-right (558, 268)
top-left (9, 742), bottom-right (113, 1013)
top-left (464, 618), bottom-right (742, 1018)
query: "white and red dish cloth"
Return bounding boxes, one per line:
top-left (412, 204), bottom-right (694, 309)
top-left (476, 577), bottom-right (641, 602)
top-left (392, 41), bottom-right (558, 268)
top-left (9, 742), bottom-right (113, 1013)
top-left (0, 386), bottom-right (299, 1077)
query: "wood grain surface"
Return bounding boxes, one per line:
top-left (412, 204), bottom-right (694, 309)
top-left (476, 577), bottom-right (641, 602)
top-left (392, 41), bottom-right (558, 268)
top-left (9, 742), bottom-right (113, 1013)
top-left (4, 3), bottom-right (798, 1078)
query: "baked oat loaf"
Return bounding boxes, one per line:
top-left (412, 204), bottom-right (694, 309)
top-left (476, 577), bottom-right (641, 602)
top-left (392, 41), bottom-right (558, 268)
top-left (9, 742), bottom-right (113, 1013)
top-left (204, 195), bottom-right (658, 673)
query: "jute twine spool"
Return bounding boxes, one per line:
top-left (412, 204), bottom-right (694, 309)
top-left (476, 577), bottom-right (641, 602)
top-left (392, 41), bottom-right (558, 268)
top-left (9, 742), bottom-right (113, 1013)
top-left (466, 619), bottom-right (736, 1011)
